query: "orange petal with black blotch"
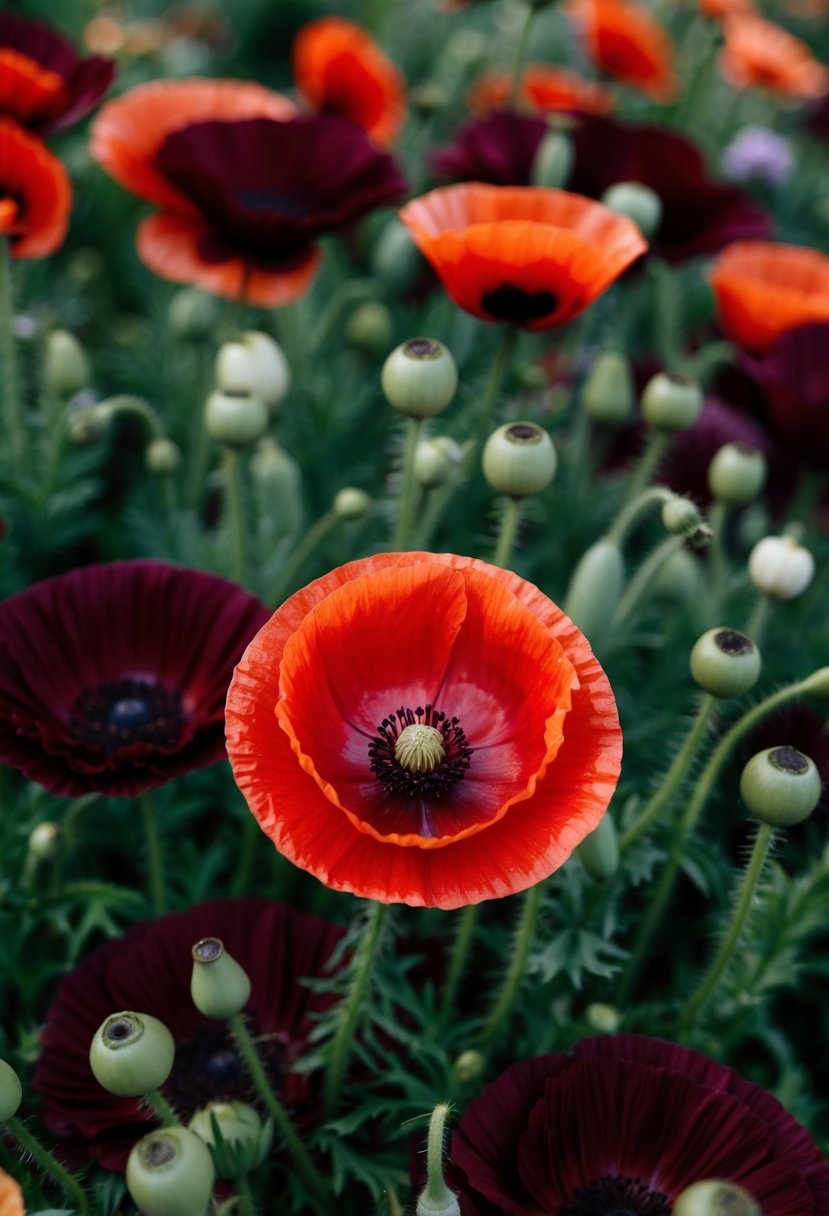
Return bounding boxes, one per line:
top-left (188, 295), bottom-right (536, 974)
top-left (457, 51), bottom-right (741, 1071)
top-left (0, 119), bottom-right (70, 258)
top-left (90, 78), bottom-right (297, 211)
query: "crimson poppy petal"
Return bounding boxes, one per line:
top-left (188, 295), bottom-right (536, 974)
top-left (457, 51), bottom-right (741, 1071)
top-left (0, 117), bottom-right (70, 258)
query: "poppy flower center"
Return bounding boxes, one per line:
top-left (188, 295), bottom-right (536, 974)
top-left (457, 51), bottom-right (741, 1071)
top-left (482, 284), bottom-right (559, 324)
top-left (561, 1175), bottom-right (671, 1216)
top-left (234, 187), bottom-right (309, 222)
top-left (69, 678), bottom-right (185, 754)
top-left (368, 704), bottom-right (473, 798)
top-left (162, 1020), bottom-right (286, 1119)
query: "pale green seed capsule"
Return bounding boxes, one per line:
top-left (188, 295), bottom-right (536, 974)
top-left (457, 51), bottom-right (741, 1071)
top-left (343, 301), bottom-right (393, 357)
top-left (89, 1011), bottom-right (175, 1097)
top-left (673, 1179), bottom-right (761, 1216)
top-left (601, 181), bottom-right (663, 240)
top-left (708, 442), bottom-right (767, 506)
top-left (662, 496), bottom-right (702, 536)
top-left (690, 628), bottom-right (761, 699)
top-left (740, 746), bottom-right (822, 827)
top-left (241, 331), bottom-right (291, 410)
top-left (580, 352), bottom-right (635, 425)
top-left (44, 329), bottom-right (90, 397)
top-left (641, 372), bottom-right (703, 432)
top-left (127, 1127), bottom-right (215, 1216)
top-left (482, 422), bottom-right (557, 498)
top-left (146, 438), bottom-right (182, 476)
top-left (189, 1101), bottom-right (273, 1178)
top-left (333, 487), bottom-right (371, 521)
top-left (414, 437), bottom-right (462, 489)
top-left (453, 1050), bottom-right (485, 1085)
top-left (0, 1058), bottom-right (22, 1121)
top-left (530, 127), bottom-right (574, 189)
top-left (585, 1003), bottom-right (621, 1034)
top-left (382, 338), bottom-right (458, 418)
top-left (204, 390), bottom-right (268, 449)
top-left (190, 938), bottom-right (251, 1020)
top-left (168, 287), bottom-right (220, 341)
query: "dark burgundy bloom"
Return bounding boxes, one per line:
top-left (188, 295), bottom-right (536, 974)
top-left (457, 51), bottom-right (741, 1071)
top-left (740, 323), bottom-right (829, 471)
top-left (431, 110), bottom-right (548, 188)
top-left (0, 561), bottom-right (270, 798)
top-left (34, 900), bottom-right (345, 1170)
top-left (445, 1035), bottom-right (829, 1214)
top-left (0, 12), bottom-right (113, 135)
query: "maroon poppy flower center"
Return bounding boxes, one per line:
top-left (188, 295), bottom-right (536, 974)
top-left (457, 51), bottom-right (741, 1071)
top-left (482, 284), bottom-right (559, 324)
top-left (234, 187), bottom-right (310, 222)
top-left (561, 1175), bottom-right (671, 1216)
top-left (368, 704), bottom-right (473, 799)
top-left (69, 678), bottom-right (185, 754)
top-left (162, 1019), bottom-right (285, 1118)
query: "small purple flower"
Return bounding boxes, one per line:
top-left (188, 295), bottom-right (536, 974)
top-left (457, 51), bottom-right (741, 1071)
top-left (722, 127), bottom-right (794, 187)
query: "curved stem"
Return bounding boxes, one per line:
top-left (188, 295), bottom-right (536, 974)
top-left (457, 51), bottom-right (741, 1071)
top-left (433, 905), bottom-right (478, 1037)
top-left (0, 238), bottom-right (25, 466)
top-left (222, 446), bottom-right (247, 587)
top-left (677, 822), bottom-right (774, 1039)
top-left (477, 883), bottom-right (542, 1050)
top-left (610, 535), bottom-right (682, 631)
top-left (743, 594), bottom-right (772, 646)
top-left (267, 510), bottom-right (338, 606)
top-left (140, 793), bottom-right (166, 917)
top-left (6, 1115), bottom-right (91, 1216)
top-left (620, 433), bottom-right (670, 510)
top-left (606, 485), bottom-right (672, 546)
top-left (492, 497), bottom-right (523, 569)
top-left (393, 416), bottom-right (424, 550)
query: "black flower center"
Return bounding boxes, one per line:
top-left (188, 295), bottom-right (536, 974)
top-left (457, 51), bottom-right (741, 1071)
top-left (162, 1019), bottom-right (286, 1119)
top-left (234, 187), bottom-right (309, 221)
top-left (69, 678), bottom-right (185, 753)
top-left (561, 1175), bottom-right (671, 1216)
top-left (368, 704), bottom-right (473, 798)
top-left (481, 283), bottom-right (559, 324)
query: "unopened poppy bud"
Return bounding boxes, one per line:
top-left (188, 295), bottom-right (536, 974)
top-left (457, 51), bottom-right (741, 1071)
top-left (453, 1050), bottom-right (485, 1085)
top-left (580, 351), bottom-right (635, 424)
top-left (577, 813), bottom-right (619, 880)
top-left (601, 181), bottom-right (663, 240)
top-left (515, 364), bottom-right (547, 392)
top-left (414, 437), bottom-right (462, 489)
top-left (674, 1180), bottom-right (760, 1216)
top-left (333, 487), bottom-right (371, 521)
top-left (740, 746), bottom-right (822, 827)
top-left (748, 534), bottom-right (815, 600)
top-left (641, 372), bottom-right (703, 432)
top-left (242, 331), bottom-right (291, 409)
top-left (382, 338), bottom-right (458, 418)
top-left (662, 495), bottom-right (702, 536)
top-left (344, 301), bottom-right (393, 357)
top-left (204, 390), bottom-right (268, 449)
top-left (89, 1011), bottom-right (175, 1097)
top-left (127, 1127), bottom-right (215, 1216)
top-left (45, 329), bottom-right (90, 397)
top-left (530, 126), bottom-right (574, 190)
top-left (372, 219), bottom-right (422, 294)
top-left (708, 442), bottom-right (767, 505)
top-left (28, 820), bottom-right (62, 862)
top-left (188, 1101), bottom-right (273, 1178)
top-left (0, 1058), bottom-right (22, 1121)
top-left (191, 938), bottom-right (251, 1020)
top-left (67, 400), bottom-right (114, 444)
top-left (563, 539), bottom-right (625, 640)
top-left (690, 628), bottom-right (761, 698)
top-left (482, 422), bottom-right (557, 498)
top-left (585, 1003), bottom-right (621, 1034)
top-left (417, 1104), bottom-right (461, 1216)
top-left (168, 287), bottom-right (220, 341)
top-left (146, 437), bottom-right (182, 476)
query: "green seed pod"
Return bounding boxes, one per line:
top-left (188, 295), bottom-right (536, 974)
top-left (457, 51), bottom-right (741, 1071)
top-left (333, 487), bottom-right (371, 522)
top-left (601, 181), bottom-right (663, 240)
top-left (640, 372), bottom-right (703, 432)
top-left (584, 1003), bottom-right (621, 1034)
top-left (0, 1057), bottom-right (22, 1121)
top-left (343, 301), bottom-right (394, 357)
top-left (673, 1180), bottom-right (761, 1216)
top-left (241, 331), bottom-right (291, 410)
top-left (414, 436), bottom-right (462, 489)
top-left (382, 337), bottom-right (458, 418)
top-left (690, 628), bottom-right (761, 699)
top-left (190, 938), bottom-right (252, 1020)
top-left (707, 442), bottom-right (767, 506)
top-left (189, 1101), bottom-right (273, 1178)
top-left (168, 287), bottom-right (220, 341)
top-left (482, 421), bottom-right (557, 498)
top-left (530, 127), bottom-right (574, 190)
top-left (662, 495), bottom-right (702, 536)
top-left (67, 401), bottom-right (114, 444)
top-left (452, 1049), bottom-right (485, 1086)
top-left (145, 437), bottom-right (182, 476)
top-left (576, 813), bottom-right (619, 881)
top-left (563, 539), bottom-right (625, 641)
top-left (204, 390), bottom-right (268, 449)
top-left (215, 342), bottom-right (258, 396)
top-left (748, 535), bottom-right (815, 600)
top-left (28, 820), bottom-right (63, 862)
top-left (740, 746), bottom-right (822, 827)
top-left (250, 438), bottom-right (303, 541)
top-left (127, 1127), bottom-right (215, 1216)
top-left (44, 329), bottom-right (90, 397)
top-left (89, 1011), bottom-right (175, 1097)
top-left (580, 351), bottom-right (635, 425)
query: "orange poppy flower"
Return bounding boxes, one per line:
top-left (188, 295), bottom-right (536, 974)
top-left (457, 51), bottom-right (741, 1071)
top-left (699, 0), bottom-right (754, 18)
top-left (226, 553), bottom-right (622, 910)
top-left (0, 1168), bottom-right (24, 1216)
top-left (399, 183), bottom-right (646, 330)
top-left (0, 118), bottom-right (70, 258)
top-left (292, 16), bottom-right (406, 147)
top-left (709, 241), bottom-right (829, 354)
top-left (468, 64), bottom-right (615, 116)
top-left (719, 14), bottom-right (829, 99)
top-left (566, 0), bottom-right (678, 103)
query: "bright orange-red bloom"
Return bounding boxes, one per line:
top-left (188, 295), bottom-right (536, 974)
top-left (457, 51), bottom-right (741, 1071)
top-left (566, 0), bottom-right (678, 102)
top-left (0, 1169), bottom-right (24, 1216)
top-left (226, 553), bottom-right (622, 909)
top-left (709, 241), bottom-right (829, 355)
top-left (0, 118), bottom-right (70, 257)
top-left (468, 65), bottom-right (615, 116)
top-left (399, 183), bottom-right (646, 330)
top-left (292, 16), bottom-right (406, 146)
top-left (719, 14), bottom-right (828, 98)
top-left (699, 0), bottom-right (754, 18)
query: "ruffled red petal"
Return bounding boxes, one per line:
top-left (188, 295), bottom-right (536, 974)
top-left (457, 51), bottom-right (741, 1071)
top-left (710, 240), bottom-right (829, 354)
top-left (0, 118), bottom-right (70, 258)
top-left (720, 13), bottom-right (829, 97)
top-left (567, 0), bottom-right (678, 101)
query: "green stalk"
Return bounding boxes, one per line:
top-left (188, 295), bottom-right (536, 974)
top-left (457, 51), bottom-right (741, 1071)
top-left (0, 237), bottom-right (25, 465)
top-left (267, 510), bottom-right (339, 605)
top-left (492, 497), bottom-right (523, 570)
top-left (393, 416), bottom-right (424, 550)
top-left (144, 1088), bottom-right (179, 1127)
top-left (477, 883), bottom-right (542, 1050)
top-left (619, 433), bottom-right (671, 509)
top-left (140, 793), bottom-right (166, 917)
top-left (610, 535), bottom-right (682, 631)
top-left (510, 3), bottom-right (537, 104)
top-left (606, 485), bottom-right (673, 547)
top-left (743, 595), bottom-right (772, 646)
top-left (222, 446), bottom-right (247, 587)
top-left (6, 1115), bottom-right (92, 1216)
top-left (677, 822), bottom-right (774, 1039)
top-left (433, 905), bottom-right (478, 1037)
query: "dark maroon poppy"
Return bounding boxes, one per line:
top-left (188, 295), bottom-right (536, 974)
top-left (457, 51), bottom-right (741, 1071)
top-left (0, 561), bottom-right (270, 798)
top-left (739, 323), bottom-right (829, 471)
top-left (431, 110), bottom-right (548, 188)
top-left (34, 899), bottom-right (345, 1170)
top-left (443, 1035), bottom-right (829, 1215)
top-left (0, 12), bottom-right (113, 135)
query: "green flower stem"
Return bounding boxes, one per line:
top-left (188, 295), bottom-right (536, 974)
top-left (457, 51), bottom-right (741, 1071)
top-left (310, 279), bottom-right (376, 351)
top-left (706, 500), bottom-right (728, 598)
top-left (323, 901), bottom-right (387, 1120)
top-left (268, 510), bottom-right (339, 605)
top-left (743, 594), bottom-right (772, 646)
top-left (229, 1011), bottom-right (332, 1214)
top-left (620, 694), bottom-right (717, 852)
top-left (5, 1115), bottom-right (92, 1216)
top-left (144, 1089), bottom-right (179, 1127)
top-left (0, 238), bottom-right (25, 465)
top-left (140, 793), bottom-right (166, 917)
top-left (606, 485), bottom-right (672, 547)
top-left (393, 416), bottom-right (424, 550)
top-left (476, 882), bottom-right (542, 1050)
top-left (493, 497), bottom-right (523, 569)
top-left (186, 344), bottom-right (216, 509)
top-left (510, 3), bottom-right (537, 104)
top-left (234, 1172), bottom-right (256, 1216)
top-left (618, 435), bottom-right (671, 511)
top-left (230, 811), bottom-right (261, 899)
top-left (102, 395), bottom-right (164, 438)
top-left (222, 446), bottom-right (247, 587)
top-left (610, 535), bottom-right (682, 631)
top-left (421, 1104), bottom-right (455, 1210)
top-left (615, 675), bottom-right (823, 1005)
top-left (677, 822), bottom-right (774, 1039)
top-left (433, 905), bottom-right (478, 1037)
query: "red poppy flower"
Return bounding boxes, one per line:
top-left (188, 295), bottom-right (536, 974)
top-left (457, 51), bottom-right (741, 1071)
top-left (445, 1035), bottom-right (829, 1215)
top-left (0, 117), bottom-right (70, 258)
top-left (719, 14), bottom-right (829, 99)
top-left (292, 16), bottom-right (406, 147)
top-left (0, 561), bottom-right (270, 798)
top-left (0, 12), bottom-right (113, 135)
top-left (399, 183), bottom-right (646, 330)
top-left (709, 241), bottom-right (829, 355)
top-left (468, 65), bottom-right (614, 116)
top-left (700, 0), bottom-right (754, 18)
top-left (91, 80), bottom-right (406, 306)
top-left (565, 0), bottom-right (678, 103)
top-left (0, 1171), bottom-right (23, 1216)
top-left (33, 900), bottom-right (345, 1170)
top-left (226, 553), bottom-right (622, 910)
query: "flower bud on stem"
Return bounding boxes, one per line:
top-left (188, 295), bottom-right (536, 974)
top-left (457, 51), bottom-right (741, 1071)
top-left (417, 1104), bottom-right (461, 1216)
